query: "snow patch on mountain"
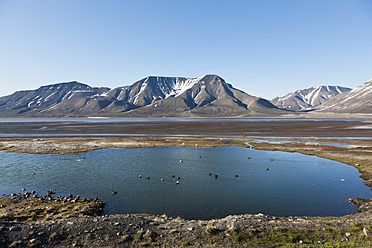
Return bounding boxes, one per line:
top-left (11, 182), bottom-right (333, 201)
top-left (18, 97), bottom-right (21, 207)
top-left (271, 85), bottom-right (351, 111)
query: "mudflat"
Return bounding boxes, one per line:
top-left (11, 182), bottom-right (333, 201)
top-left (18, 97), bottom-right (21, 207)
top-left (0, 119), bottom-right (372, 137)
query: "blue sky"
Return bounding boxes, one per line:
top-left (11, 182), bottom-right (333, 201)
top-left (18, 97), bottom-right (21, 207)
top-left (0, 0), bottom-right (371, 99)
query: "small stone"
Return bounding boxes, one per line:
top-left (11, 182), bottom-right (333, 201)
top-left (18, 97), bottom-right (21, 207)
top-left (363, 227), bottom-right (371, 237)
top-left (29, 238), bottom-right (37, 243)
top-left (234, 175), bottom-right (239, 177)
top-left (67, 222), bottom-right (74, 225)
top-left (214, 175), bottom-right (218, 179)
top-left (22, 188), bottom-right (26, 191)
top-left (112, 191), bottom-right (117, 195)
top-left (114, 222), bottom-right (120, 226)
top-left (144, 230), bottom-right (155, 238)
top-left (187, 227), bottom-right (193, 231)
top-left (345, 232), bottom-right (351, 237)
top-left (9, 226), bottom-right (19, 231)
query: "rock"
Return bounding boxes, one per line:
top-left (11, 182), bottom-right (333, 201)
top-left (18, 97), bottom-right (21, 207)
top-left (9, 226), bottom-right (20, 231)
top-left (348, 198), bottom-right (372, 213)
top-left (345, 232), bottom-right (352, 237)
top-left (144, 230), bottom-right (156, 238)
top-left (214, 175), bottom-right (218, 179)
top-left (9, 241), bottom-right (22, 247)
top-left (205, 225), bottom-right (218, 235)
top-left (176, 176), bottom-right (180, 180)
top-left (22, 188), bottom-right (26, 191)
top-left (363, 227), bottom-right (371, 237)
top-left (234, 175), bottom-right (239, 177)
top-left (112, 191), bottom-right (117, 195)
top-left (29, 238), bottom-right (37, 243)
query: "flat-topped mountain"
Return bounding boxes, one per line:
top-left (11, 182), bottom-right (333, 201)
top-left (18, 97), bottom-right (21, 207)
top-left (315, 80), bottom-right (372, 114)
top-left (271, 86), bottom-right (351, 111)
top-left (0, 75), bottom-right (286, 117)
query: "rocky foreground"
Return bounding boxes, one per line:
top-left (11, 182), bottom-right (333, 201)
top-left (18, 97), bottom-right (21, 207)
top-left (0, 193), bottom-right (371, 248)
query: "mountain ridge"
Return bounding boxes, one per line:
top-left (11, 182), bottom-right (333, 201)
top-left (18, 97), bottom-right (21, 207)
top-left (314, 80), bottom-right (372, 113)
top-left (0, 75), bottom-right (286, 117)
top-left (270, 85), bottom-right (351, 111)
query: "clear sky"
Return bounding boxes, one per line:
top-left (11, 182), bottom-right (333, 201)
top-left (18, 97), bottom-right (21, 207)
top-left (0, 0), bottom-right (371, 99)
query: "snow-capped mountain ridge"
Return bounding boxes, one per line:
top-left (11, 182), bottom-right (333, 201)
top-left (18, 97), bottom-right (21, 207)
top-left (271, 85), bottom-right (351, 111)
top-left (0, 75), bottom-right (285, 117)
top-left (315, 80), bottom-right (372, 113)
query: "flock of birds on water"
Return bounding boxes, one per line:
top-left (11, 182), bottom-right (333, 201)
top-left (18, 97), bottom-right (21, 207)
top-left (111, 156), bottom-right (273, 195)
top-left (24, 154), bottom-right (274, 197)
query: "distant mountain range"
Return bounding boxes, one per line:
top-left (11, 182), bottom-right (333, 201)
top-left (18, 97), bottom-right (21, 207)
top-left (270, 86), bottom-right (351, 111)
top-left (0, 75), bottom-right (371, 117)
top-left (0, 75), bottom-right (285, 117)
top-left (314, 80), bottom-right (372, 113)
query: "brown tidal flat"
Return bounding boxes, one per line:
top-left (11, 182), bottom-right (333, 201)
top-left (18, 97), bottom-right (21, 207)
top-left (0, 119), bottom-right (372, 137)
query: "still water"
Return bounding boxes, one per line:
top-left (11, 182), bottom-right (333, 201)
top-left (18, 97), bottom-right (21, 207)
top-left (0, 146), bottom-right (370, 219)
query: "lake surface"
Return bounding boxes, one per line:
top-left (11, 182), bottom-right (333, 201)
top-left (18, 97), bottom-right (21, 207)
top-left (0, 146), bottom-right (370, 219)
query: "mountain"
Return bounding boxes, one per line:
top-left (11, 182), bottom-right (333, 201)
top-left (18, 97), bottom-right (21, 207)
top-left (0, 75), bottom-right (286, 117)
top-left (270, 86), bottom-right (351, 111)
top-left (314, 80), bottom-right (372, 114)
top-left (0, 82), bottom-right (110, 117)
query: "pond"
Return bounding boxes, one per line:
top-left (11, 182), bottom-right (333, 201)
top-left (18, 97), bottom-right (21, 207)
top-left (0, 146), bottom-right (370, 220)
